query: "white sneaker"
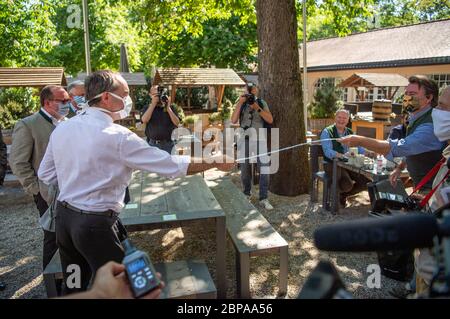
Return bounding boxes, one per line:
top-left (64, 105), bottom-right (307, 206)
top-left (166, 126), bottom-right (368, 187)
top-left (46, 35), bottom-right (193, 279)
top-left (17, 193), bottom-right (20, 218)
top-left (260, 199), bottom-right (274, 210)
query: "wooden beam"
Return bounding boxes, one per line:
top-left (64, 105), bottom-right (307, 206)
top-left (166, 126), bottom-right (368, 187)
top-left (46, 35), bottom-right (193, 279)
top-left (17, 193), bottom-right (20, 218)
top-left (217, 85), bottom-right (225, 111)
top-left (187, 86), bottom-right (191, 109)
top-left (171, 85), bottom-right (177, 104)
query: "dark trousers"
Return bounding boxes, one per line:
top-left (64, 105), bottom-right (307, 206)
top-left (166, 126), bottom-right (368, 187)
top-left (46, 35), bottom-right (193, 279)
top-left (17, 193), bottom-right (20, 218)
top-left (55, 202), bottom-right (127, 295)
top-left (324, 163), bottom-right (370, 198)
top-left (148, 139), bottom-right (174, 154)
top-left (33, 193), bottom-right (58, 270)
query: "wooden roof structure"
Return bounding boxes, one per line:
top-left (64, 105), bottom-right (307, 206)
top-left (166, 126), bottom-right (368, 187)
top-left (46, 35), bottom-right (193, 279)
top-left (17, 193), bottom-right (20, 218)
top-left (70, 72), bottom-right (147, 86)
top-left (0, 67), bottom-right (67, 88)
top-left (153, 68), bottom-right (245, 110)
top-left (338, 73), bottom-right (409, 88)
top-left (338, 73), bottom-right (409, 101)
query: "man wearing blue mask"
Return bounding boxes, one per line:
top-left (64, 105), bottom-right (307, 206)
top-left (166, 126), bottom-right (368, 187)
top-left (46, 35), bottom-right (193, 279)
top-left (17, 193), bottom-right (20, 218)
top-left (67, 80), bottom-right (86, 118)
top-left (10, 85), bottom-right (71, 271)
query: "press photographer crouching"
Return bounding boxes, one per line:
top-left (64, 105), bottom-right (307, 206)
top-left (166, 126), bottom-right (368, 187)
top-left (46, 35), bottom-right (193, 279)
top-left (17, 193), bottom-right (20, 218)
top-left (142, 85), bottom-right (180, 154)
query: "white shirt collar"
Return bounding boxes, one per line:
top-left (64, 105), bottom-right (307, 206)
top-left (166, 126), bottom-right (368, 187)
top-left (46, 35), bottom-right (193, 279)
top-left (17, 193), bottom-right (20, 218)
top-left (84, 106), bottom-right (114, 123)
top-left (40, 108), bottom-right (54, 120)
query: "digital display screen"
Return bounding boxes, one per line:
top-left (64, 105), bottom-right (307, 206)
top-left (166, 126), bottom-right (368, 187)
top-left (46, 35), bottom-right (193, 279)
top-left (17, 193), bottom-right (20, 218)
top-left (127, 258), bottom-right (147, 273)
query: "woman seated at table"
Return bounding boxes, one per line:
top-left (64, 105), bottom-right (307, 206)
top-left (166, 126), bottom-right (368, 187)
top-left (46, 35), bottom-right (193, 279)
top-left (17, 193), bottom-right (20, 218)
top-left (320, 109), bottom-right (371, 208)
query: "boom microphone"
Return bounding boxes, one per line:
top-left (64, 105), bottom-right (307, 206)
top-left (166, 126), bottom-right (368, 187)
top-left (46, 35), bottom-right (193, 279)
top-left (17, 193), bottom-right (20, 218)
top-left (314, 214), bottom-right (438, 252)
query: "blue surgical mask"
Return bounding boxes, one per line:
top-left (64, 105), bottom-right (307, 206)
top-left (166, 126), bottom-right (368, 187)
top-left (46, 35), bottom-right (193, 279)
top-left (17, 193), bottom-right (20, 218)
top-left (58, 102), bottom-right (71, 117)
top-left (73, 95), bottom-right (86, 106)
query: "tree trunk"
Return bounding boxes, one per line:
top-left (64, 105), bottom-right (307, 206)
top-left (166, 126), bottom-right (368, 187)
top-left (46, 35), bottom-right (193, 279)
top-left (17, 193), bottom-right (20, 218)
top-left (256, 0), bottom-right (309, 196)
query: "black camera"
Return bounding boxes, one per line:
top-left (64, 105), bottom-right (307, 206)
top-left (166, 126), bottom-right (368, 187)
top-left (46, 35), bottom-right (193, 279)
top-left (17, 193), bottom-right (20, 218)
top-left (245, 93), bottom-right (256, 105)
top-left (157, 86), bottom-right (169, 104)
top-left (245, 83), bottom-right (256, 105)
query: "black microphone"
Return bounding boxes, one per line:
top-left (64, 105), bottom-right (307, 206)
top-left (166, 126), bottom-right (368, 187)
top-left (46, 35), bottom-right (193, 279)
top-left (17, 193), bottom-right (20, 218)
top-left (314, 214), bottom-right (438, 252)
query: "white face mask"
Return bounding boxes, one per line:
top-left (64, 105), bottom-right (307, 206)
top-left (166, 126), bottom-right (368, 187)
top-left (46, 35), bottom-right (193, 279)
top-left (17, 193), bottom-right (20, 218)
top-left (432, 108), bottom-right (450, 141)
top-left (88, 91), bottom-right (133, 120)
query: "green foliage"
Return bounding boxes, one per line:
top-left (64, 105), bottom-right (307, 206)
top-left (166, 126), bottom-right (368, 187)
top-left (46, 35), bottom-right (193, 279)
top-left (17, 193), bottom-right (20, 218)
top-left (183, 114), bottom-right (200, 125)
top-left (2, 0), bottom-right (449, 77)
top-left (43, 0), bottom-right (145, 75)
top-left (0, 0), bottom-right (56, 66)
top-left (308, 82), bottom-right (343, 119)
top-left (208, 112), bottom-right (222, 123)
top-left (220, 98), bottom-right (234, 121)
top-left (156, 16), bottom-right (257, 71)
top-left (0, 88), bottom-right (39, 129)
top-left (173, 103), bottom-right (186, 123)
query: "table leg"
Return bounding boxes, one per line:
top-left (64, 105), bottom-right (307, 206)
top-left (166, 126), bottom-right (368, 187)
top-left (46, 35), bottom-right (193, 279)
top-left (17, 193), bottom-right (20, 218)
top-left (331, 160), bottom-right (339, 213)
top-left (216, 216), bottom-right (227, 298)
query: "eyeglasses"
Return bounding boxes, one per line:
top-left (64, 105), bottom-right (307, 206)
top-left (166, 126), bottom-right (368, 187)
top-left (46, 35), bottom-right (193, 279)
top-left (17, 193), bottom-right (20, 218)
top-left (50, 99), bottom-right (71, 104)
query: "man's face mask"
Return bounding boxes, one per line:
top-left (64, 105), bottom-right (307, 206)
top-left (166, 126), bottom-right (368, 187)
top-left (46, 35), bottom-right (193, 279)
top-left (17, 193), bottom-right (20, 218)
top-left (402, 95), bottom-right (421, 113)
top-left (73, 95), bottom-right (86, 106)
top-left (57, 101), bottom-right (71, 117)
top-left (88, 91), bottom-right (132, 121)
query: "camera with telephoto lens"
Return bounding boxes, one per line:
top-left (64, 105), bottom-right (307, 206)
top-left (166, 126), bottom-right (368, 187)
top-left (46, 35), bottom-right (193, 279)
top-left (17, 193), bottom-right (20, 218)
top-left (157, 86), bottom-right (169, 104)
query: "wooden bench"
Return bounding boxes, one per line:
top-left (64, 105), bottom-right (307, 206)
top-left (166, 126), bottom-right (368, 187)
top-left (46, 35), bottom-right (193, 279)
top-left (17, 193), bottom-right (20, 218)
top-left (208, 178), bottom-right (288, 298)
top-left (43, 250), bottom-right (217, 299)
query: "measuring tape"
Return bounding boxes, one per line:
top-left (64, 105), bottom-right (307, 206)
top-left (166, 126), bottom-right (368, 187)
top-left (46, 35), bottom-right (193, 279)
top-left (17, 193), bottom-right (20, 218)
top-left (235, 138), bottom-right (342, 162)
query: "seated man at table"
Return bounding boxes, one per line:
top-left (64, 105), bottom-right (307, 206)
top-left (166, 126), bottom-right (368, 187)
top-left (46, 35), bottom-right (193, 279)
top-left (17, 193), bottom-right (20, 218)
top-left (340, 75), bottom-right (446, 193)
top-left (320, 109), bottom-right (370, 207)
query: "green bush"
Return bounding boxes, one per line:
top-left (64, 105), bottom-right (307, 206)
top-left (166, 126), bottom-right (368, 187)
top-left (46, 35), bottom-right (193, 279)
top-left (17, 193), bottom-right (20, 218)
top-left (308, 82), bottom-right (343, 119)
top-left (0, 88), bottom-right (39, 129)
top-left (208, 112), bottom-right (221, 123)
top-left (220, 98), bottom-right (234, 121)
top-left (183, 114), bottom-right (200, 125)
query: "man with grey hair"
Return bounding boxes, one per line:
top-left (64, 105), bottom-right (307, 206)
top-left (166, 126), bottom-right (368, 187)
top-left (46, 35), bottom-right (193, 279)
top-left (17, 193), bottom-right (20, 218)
top-left (67, 80), bottom-right (85, 117)
top-left (38, 70), bottom-right (234, 294)
top-left (320, 108), bottom-right (369, 208)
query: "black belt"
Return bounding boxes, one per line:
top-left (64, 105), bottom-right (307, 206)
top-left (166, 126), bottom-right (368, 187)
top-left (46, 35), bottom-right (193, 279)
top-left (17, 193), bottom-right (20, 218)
top-left (59, 201), bottom-right (118, 217)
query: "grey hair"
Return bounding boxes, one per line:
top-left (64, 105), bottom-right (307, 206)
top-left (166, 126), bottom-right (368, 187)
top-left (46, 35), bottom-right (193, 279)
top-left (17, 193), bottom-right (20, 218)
top-left (335, 109), bottom-right (350, 117)
top-left (85, 70), bottom-right (120, 106)
top-left (67, 80), bottom-right (84, 94)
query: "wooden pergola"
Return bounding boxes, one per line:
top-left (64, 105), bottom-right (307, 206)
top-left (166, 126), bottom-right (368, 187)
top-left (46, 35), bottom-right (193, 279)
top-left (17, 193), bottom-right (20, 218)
top-left (153, 68), bottom-right (245, 110)
top-left (0, 67), bottom-right (67, 88)
top-left (338, 73), bottom-right (409, 101)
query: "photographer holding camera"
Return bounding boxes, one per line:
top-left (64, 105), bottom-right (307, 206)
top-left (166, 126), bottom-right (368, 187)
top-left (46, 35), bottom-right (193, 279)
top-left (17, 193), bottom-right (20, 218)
top-left (142, 85), bottom-right (180, 154)
top-left (231, 83), bottom-right (274, 210)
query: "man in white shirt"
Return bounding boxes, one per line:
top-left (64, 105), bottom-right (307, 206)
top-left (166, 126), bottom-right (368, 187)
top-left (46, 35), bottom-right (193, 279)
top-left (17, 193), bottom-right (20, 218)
top-left (38, 70), bottom-right (233, 294)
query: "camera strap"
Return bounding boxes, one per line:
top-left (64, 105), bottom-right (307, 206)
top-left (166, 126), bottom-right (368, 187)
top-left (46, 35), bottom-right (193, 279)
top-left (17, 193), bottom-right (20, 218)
top-left (409, 157), bottom-right (450, 208)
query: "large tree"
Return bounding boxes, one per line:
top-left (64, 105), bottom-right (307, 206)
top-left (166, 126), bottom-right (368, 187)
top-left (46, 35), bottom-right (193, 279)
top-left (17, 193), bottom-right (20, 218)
top-left (256, 0), bottom-right (309, 196)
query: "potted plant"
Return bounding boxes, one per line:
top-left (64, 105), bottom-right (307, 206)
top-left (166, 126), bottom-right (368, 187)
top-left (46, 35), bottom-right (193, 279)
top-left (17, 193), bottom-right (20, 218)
top-left (307, 82), bottom-right (343, 134)
top-left (183, 114), bottom-right (200, 131)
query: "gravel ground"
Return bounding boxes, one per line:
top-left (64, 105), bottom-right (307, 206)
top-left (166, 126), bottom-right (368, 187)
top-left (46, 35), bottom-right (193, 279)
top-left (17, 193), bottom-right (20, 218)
top-left (0, 170), bottom-right (403, 299)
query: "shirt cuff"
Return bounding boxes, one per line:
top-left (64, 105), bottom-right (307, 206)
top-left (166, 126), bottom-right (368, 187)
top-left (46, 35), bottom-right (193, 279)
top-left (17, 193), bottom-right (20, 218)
top-left (385, 140), bottom-right (397, 162)
top-left (170, 155), bottom-right (190, 178)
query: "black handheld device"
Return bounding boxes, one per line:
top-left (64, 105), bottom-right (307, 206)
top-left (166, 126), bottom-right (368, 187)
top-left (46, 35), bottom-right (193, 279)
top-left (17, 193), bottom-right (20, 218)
top-left (122, 239), bottom-right (161, 298)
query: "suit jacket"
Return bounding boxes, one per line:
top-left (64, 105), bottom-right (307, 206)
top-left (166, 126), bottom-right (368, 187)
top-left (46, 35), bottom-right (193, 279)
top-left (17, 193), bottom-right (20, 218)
top-left (9, 111), bottom-right (54, 203)
top-left (0, 126), bottom-right (7, 181)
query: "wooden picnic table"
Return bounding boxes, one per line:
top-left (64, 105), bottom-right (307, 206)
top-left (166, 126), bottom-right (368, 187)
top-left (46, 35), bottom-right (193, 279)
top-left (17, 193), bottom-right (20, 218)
top-left (330, 159), bottom-right (409, 213)
top-left (120, 171), bottom-right (227, 298)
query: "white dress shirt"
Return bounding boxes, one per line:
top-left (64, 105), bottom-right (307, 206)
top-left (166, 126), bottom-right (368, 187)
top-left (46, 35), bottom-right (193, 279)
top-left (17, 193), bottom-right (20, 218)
top-left (38, 107), bottom-right (190, 213)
